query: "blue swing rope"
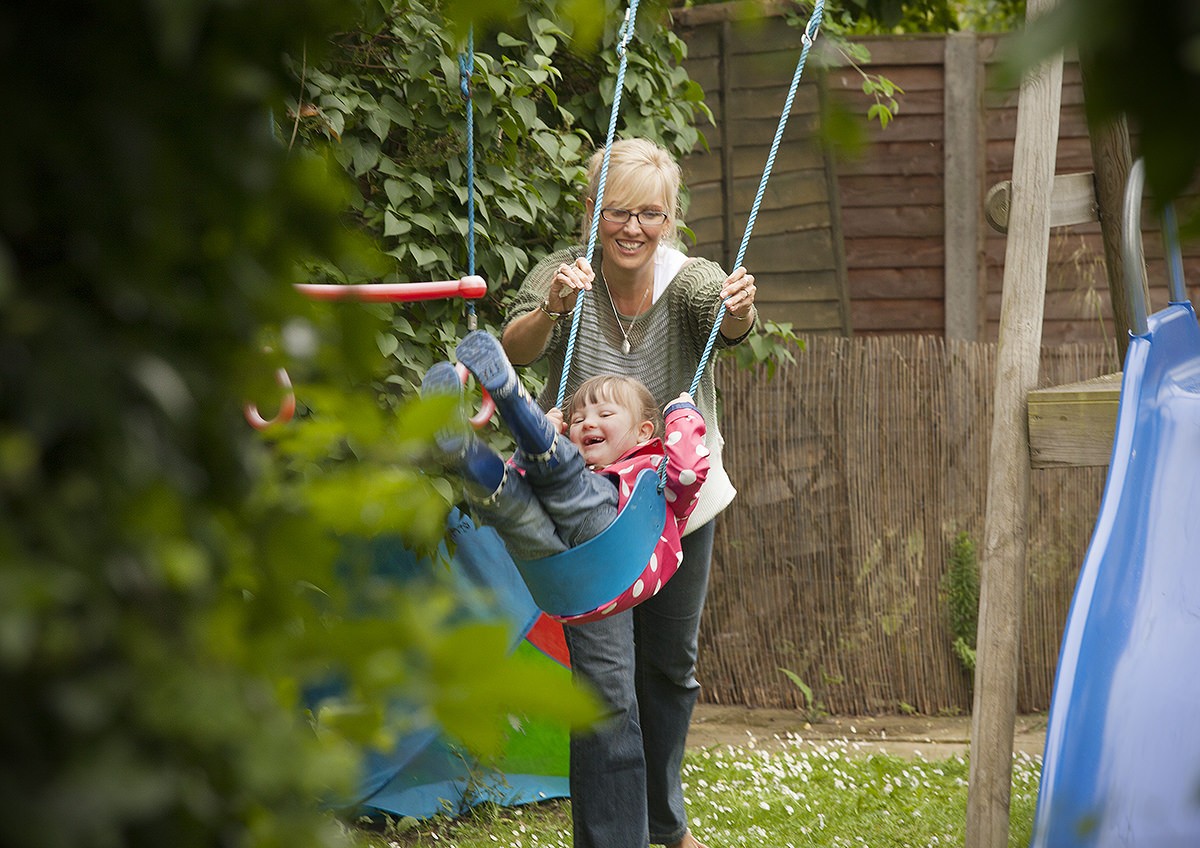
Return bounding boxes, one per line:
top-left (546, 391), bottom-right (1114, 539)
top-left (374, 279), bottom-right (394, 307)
top-left (554, 2), bottom-right (824, 395)
top-left (459, 29), bottom-right (478, 330)
top-left (507, 4), bottom-right (827, 618)
top-left (550, 0), bottom-right (825, 489)
top-left (556, 0), bottom-right (643, 410)
top-left (687, 0), bottom-right (824, 399)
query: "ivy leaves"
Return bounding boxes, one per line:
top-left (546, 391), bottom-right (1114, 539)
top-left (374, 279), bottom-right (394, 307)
top-left (291, 0), bottom-right (710, 394)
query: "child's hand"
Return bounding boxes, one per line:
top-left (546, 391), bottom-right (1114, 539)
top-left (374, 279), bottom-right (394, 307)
top-left (546, 407), bottom-right (566, 434)
top-left (667, 392), bottom-right (693, 411)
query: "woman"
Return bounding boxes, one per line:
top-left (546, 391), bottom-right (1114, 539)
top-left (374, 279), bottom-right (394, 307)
top-left (502, 138), bottom-right (757, 848)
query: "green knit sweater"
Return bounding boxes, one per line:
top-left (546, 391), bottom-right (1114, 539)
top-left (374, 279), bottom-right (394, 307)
top-left (504, 245), bottom-right (752, 529)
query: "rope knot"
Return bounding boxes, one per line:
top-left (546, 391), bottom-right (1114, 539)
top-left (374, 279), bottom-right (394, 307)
top-left (617, 6), bottom-right (634, 55)
top-left (458, 55), bottom-right (472, 99)
top-left (805, 0), bottom-right (825, 46)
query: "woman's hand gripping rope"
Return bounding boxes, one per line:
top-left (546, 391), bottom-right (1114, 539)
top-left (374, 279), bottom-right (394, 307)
top-left (547, 256), bottom-right (595, 315)
top-left (720, 265), bottom-right (757, 322)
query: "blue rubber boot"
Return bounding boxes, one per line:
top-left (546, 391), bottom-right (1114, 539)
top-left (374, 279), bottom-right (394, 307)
top-left (460, 441), bottom-right (507, 501)
top-left (420, 361), bottom-right (468, 455)
top-left (420, 361), bottom-right (506, 495)
top-left (456, 330), bottom-right (557, 462)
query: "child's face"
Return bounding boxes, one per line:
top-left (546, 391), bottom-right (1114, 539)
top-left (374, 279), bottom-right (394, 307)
top-left (568, 396), bottom-right (652, 468)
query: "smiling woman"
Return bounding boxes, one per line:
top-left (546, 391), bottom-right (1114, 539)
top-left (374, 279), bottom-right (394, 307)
top-left (499, 136), bottom-right (758, 848)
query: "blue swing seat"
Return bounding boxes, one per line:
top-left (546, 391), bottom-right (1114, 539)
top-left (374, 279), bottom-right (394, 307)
top-left (511, 468), bottom-right (668, 621)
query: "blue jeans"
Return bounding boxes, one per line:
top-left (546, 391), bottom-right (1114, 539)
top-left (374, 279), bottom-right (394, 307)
top-left (564, 520), bottom-right (716, 848)
top-left (470, 436), bottom-right (619, 561)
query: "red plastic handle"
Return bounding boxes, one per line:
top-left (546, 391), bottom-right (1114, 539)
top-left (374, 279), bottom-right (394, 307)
top-left (295, 276), bottom-right (487, 302)
top-left (454, 363), bottom-right (495, 429)
top-left (244, 368), bottom-right (296, 430)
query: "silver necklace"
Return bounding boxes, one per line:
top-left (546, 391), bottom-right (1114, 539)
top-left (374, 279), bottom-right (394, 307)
top-left (608, 279), bottom-right (651, 354)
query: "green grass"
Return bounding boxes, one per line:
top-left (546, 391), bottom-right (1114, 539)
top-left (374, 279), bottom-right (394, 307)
top-left (349, 737), bottom-right (1041, 847)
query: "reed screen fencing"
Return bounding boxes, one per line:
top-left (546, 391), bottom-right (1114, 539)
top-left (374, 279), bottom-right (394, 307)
top-left (704, 335), bottom-right (1113, 715)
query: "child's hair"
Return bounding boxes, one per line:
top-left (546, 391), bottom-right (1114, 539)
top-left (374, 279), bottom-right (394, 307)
top-left (567, 374), bottom-right (664, 440)
top-left (582, 138), bottom-right (682, 244)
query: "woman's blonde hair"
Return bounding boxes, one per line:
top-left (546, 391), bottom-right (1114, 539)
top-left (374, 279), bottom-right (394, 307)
top-left (566, 374), bottom-right (663, 439)
top-left (582, 138), bottom-right (682, 243)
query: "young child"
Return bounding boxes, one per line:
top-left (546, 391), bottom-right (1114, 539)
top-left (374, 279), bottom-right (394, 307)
top-left (423, 331), bottom-right (709, 598)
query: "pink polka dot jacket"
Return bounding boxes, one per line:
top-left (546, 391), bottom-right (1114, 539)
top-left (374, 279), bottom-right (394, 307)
top-left (552, 399), bottom-right (710, 624)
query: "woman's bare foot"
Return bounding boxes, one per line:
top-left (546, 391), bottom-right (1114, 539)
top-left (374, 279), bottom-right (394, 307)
top-left (666, 832), bottom-right (709, 848)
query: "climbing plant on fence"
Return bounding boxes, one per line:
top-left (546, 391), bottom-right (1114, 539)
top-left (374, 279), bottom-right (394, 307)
top-left (289, 0), bottom-right (711, 394)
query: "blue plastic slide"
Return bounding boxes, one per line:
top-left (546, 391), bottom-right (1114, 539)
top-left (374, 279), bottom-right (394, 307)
top-left (1030, 164), bottom-right (1200, 847)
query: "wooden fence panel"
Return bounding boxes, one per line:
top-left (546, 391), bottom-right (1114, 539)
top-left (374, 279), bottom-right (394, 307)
top-left (823, 35), bottom-right (952, 337)
top-left (676, 5), bottom-right (850, 334)
top-left (672, 10), bottom-right (1200, 344)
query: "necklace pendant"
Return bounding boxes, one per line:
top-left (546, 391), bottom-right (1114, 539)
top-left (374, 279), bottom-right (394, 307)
top-left (622, 338), bottom-right (631, 354)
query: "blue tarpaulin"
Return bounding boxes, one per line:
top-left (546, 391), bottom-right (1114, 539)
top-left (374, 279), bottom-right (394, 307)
top-left (328, 508), bottom-right (572, 820)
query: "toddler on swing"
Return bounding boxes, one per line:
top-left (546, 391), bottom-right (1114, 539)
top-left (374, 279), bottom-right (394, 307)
top-left (423, 331), bottom-right (709, 611)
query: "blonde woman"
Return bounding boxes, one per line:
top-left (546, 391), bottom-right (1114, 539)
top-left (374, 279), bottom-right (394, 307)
top-left (502, 138), bottom-right (757, 848)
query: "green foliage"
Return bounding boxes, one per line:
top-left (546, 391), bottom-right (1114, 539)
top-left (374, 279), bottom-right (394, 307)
top-left (783, 3), bottom-right (908, 137)
top-left (952, 634), bottom-right (978, 672)
top-left (291, 0), bottom-right (711, 394)
top-left (809, 0), bottom-right (1024, 34)
top-left (941, 531), bottom-right (981, 673)
top-left (838, 0), bottom-right (959, 31)
top-left (954, 0), bottom-right (1025, 31)
top-left (724, 319), bottom-right (806, 379)
top-left (0, 2), bottom-right (598, 847)
top-left (1015, 0), bottom-right (1200, 220)
top-left (779, 667), bottom-right (829, 719)
top-left (862, 72), bottom-right (905, 130)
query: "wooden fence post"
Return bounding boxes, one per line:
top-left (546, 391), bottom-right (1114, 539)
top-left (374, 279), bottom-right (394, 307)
top-left (944, 31), bottom-right (985, 341)
top-left (719, 17), bottom-right (735, 272)
top-left (965, 0), bottom-right (1063, 845)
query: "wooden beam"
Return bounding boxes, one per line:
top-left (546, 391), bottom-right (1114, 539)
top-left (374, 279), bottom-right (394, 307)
top-left (1079, 54), bottom-right (1140, 363)
top-left (966, 0), bottom-right (1063, 844)
top-left (1027, 372), bottom-right (1121, 468)
top-left (819, 73), bottom-right (853, 336)
top-left (984, 171), bottom-right (1099, 233)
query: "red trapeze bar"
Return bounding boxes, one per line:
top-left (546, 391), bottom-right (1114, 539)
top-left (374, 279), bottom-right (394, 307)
top-left (243, 276), bottom-right (493, 432)
top-left (295, 276), bottom-right (487, 302)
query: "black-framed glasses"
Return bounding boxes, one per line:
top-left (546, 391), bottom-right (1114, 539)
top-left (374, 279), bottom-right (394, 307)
top-left (599, 207), bottom-right (669, 227)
